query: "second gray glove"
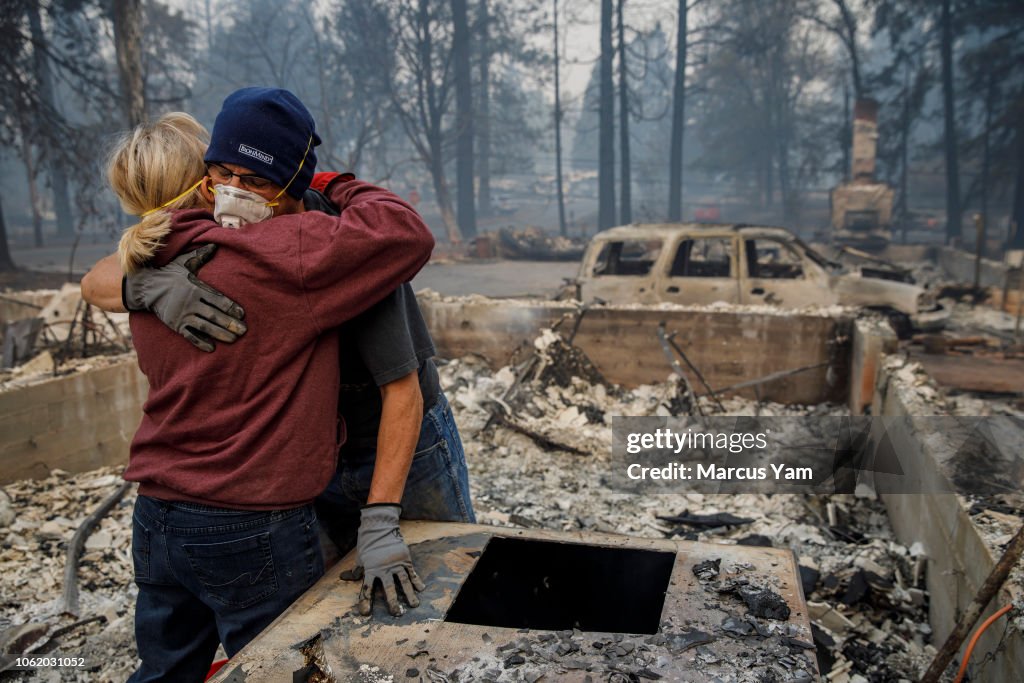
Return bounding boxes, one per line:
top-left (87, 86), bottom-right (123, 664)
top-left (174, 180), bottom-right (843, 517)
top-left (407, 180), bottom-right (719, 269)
top-left (354, 504), bottom-right (425, 617)
top-left (123, 244), bottom-right (247, 352)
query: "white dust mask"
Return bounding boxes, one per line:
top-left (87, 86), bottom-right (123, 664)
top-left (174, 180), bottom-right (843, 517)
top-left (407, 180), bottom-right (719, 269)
top-left (212, 184), bottom-right (273, 228)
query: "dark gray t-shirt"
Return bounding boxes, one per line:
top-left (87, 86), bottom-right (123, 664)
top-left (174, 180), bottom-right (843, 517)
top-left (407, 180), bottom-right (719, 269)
top-left (303, 188), bottom-right (441, 450)
top-left (336, 283), bottom-right (441, 449)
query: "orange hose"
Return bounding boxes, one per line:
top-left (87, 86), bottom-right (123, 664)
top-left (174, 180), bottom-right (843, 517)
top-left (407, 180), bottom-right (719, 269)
top-left (952, 604), bottom-right (1013, 683)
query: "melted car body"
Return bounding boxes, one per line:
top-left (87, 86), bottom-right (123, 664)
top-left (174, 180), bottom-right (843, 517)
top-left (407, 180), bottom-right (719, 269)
top-left (572, 224), bottom-right (944, 331)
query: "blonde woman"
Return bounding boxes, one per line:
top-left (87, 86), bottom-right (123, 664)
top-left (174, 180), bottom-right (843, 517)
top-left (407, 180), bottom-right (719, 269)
top-left (103, 98), bottom-right (433, 683)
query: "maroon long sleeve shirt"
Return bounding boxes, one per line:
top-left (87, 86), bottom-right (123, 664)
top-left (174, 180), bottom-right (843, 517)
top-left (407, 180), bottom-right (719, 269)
top-left (123, 179), bottom-right (434, 510)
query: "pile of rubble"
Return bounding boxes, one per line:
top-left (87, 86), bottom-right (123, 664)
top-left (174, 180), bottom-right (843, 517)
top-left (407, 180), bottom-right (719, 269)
top-left (492, 227), bottom-right (585, 261)
top-left (0, 467), bottom-right (139, 682)
top-left (441, 328), bottom-right (939, 681)
top-left (0, 327), bottom-right (946, 681)
top-left (1, 285), bottom-right (132, 390)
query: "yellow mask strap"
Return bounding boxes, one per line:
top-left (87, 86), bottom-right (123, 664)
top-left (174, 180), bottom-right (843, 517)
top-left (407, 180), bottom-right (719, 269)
top-left (265, 134), bottom-right (314, 207)
top-left (140, 177), bottom-right (206, 217)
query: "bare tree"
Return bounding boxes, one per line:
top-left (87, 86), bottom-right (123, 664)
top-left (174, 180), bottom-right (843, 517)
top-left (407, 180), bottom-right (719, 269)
top-left (391, 0), bottom-right (461, 242)
top-left (473, 0), bottom-right (550, 220)
top-left (799, 0), bottom-right (863, 186)
top-left (112, 0), bottom-right (146, 125)
top-left (477, 0), bottom-right (492, 217)
top-left (322, 1), bottom-right (396, 175)
top-left (940, 0), bottom-right (961, 242)
top-left (801, 0), bottom-right (863, 98)
top-left (0, 196), bottom-right (14, 271)
top-left (27, 3), bottom-right (73, 239)
top-left (954, 0), bottom-right (1024, 251)
top-left (16, 101), bottom-right (44, 247)
top-left (553, 0), bottom-right (567, 236)
top-left (1, 0), bottom-right (112, 263)
top-left (694, 0), bottom-right (830, 223)
top-left (598, 0), bottom-right (616, 229)
top-left (667, 0), bottom-right (687, 221)
top-left (452, 0), bottom-right (476, 238)
top-left (617, 0), bottom-right (631, 224)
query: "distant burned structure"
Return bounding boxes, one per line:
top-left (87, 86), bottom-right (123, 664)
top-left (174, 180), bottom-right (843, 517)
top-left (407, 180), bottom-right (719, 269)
top-left (830, 99), bottom-right (895, 251)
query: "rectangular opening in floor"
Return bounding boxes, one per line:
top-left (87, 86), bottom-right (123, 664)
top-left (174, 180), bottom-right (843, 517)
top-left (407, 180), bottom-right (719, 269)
top-left (444, 536), bottom-right (676, 634)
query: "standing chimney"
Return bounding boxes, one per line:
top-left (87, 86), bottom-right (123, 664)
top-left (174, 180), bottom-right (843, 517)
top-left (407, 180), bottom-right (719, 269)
top-left (851, 98), bottom-right (879, 182)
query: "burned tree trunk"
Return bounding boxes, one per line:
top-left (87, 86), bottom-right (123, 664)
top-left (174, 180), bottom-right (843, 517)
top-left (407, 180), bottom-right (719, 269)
top-left (667, 0), bottom-right (687, 222)
top-left (19, 127), bottom-right (43, 248)
top-left (452, 0), bottom-right (476, 239)
top-left (430, 138), bottom-right (461, 245)
top-left (477, 0), bottom-right (492, 218)
top-left (112, 0), bottom-right (146, 126)
top-left (27, 2), bottom-right (73, 239)
top-left (897, 64), bottom-right (911, 243)
top-left (598, 0), bottom-right (616, 230)
top-left (833, 0), bottom-right (862, 99)
top-left (980, 73), bottom-right (994, 248)
top-left (616, 0), bottom-right (631, 225)
top-left (841, 80), bottom-right (851, 182)
top-left (400, 0), bottom-right (460, 244)
top-left (553, 0), bottom-right (568, 236)
top-left (940, 0), bottom-right (961, 243)
top-left (1012, 124), bottom-right (1024, 250)
top-left (0, 196), bottom-right (16, 271)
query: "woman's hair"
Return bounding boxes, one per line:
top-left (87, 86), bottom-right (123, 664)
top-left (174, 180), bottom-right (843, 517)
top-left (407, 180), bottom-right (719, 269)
top-left (108, 112), bottom-right (209, 273)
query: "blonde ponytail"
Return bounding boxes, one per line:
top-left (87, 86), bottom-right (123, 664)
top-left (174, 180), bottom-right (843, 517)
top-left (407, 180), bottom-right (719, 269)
top-left (108, 112), bottom-right (210, 273)
top-left (118, 212), bottom-right (173, 274)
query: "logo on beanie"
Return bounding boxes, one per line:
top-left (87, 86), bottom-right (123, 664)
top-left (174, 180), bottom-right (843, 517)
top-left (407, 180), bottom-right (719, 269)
top-left (238, 144), bottom-right (273, 166)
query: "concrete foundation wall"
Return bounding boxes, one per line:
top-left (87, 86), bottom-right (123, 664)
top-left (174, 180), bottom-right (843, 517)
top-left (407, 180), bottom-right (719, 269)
top-left (419, 297), bottom-right (851, 405)
top-left (872, 364), bottom-right (1024, 682)
top-left (938, 246), bottom-right (1012, 289)
top-left (878, 244), bottom-right (935, 263)
top-left (0, 358), bottom-right (146, 484)
top-left (1, 297), bottom-right (852, 484)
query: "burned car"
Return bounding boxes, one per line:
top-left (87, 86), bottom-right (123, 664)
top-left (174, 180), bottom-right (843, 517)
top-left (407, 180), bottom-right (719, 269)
top-left (569, 224), bottom-right (945, 335)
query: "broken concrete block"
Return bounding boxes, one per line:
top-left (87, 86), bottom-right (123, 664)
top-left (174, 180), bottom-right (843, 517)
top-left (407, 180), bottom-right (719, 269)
top-left (14, 350), bottom-right (54, 376)
top-left (38, 520), bottom-right (66, 538)
top-left (85, 530), bottom-right (113, 550)
top-left (36, 283), bottom-right (82, 345)
top-left (849, 317), bottom-right (897, 415)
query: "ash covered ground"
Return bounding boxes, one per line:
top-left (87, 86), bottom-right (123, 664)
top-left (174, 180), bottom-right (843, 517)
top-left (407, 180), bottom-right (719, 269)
top-left (0, 328), bottom-right (968, 682)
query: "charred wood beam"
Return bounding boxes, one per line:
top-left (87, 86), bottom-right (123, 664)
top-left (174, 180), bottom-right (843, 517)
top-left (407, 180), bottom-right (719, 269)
top-left (920, 522), bottom-right (1024, 683)
top-left (701, 362), bottom-right (831, 397)
top-left (656, 323), bottom-right (701, 417)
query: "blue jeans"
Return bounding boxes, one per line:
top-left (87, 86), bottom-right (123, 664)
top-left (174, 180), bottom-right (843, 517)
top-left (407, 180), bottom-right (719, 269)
top-left (128, 495), bottom-right (324, 683)
top-left (316, 392), bottom-right (475, 554)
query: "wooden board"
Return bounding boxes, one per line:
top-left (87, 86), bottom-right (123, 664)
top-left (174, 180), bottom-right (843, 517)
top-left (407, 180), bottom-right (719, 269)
top-left (211, 523), bottom-right (817, 683)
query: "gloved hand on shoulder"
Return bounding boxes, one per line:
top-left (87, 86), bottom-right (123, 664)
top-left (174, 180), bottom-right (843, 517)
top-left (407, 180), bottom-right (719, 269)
top-left (123, 244), bottom-right (246, 352)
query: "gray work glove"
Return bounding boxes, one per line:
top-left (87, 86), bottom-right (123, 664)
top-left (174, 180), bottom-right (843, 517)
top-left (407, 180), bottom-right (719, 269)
top-left (123, 244), bottom-right (246, 353)
top-left (346, 504), bottom-right (425, 617)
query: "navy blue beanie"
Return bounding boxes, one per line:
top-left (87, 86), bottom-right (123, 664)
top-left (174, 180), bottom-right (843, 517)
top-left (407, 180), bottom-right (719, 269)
top-left (204, 87), bottom-right (321, 199)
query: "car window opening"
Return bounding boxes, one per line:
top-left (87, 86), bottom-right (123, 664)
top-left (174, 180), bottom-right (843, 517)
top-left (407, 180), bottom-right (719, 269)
top-left (669, 238), bottom-right (732, 278)
top-left (592, 240), bottom-right (663, 276)
top-left (746, 239), bottom-right (804, 280)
